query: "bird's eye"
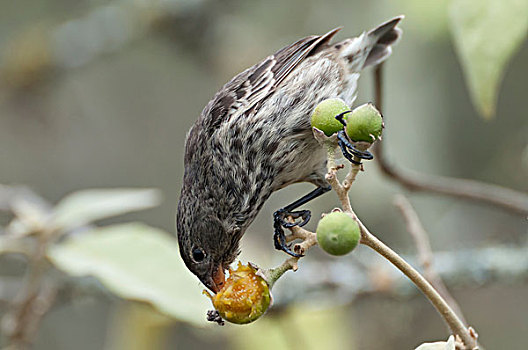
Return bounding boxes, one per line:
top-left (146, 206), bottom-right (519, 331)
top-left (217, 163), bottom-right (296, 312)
top-left (192, 247), bottom-right (206, 262)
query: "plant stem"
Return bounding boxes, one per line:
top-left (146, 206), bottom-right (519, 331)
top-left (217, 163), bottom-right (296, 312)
top-left (263, 258), bottom-right (299, 289)
top-left (6, 234), bottom-right (56, 349)
top-left (394, 194), bottom-right (467, 324)
top-left (264, 226), bottom-right (317, 288)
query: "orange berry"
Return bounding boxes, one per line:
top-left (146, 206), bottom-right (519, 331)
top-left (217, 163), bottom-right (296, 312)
top-left (204, 262), bottom-right (271, 324)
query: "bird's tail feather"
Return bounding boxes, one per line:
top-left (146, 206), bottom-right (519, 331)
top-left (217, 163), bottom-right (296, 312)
top-left (337, 16), bottom-right (403, 71)
top-left (363, 15), bottom-right (403, 67)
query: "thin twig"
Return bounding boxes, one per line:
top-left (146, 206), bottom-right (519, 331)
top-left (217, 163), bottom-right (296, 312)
top-left (263, 225), bottom-right (318, 288)
top-left (372, 65), bottom-right (528, 216)
top-left (325, 142), bottom-right (365, 214)
top-left (3, 234), bottom-right (55, 349)
top-left (393, 194), bottom-right (467, 325)
top-left (379, 164), bottom-right (528, 215)
top-left (394, 195), bottom-right (434, 268)
top-left (374, 64), bottom-right (384, 113)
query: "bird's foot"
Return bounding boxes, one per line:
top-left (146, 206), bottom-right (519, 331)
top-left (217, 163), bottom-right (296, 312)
top-left (206, 310), bottom-right (225, 326)
top-left (273, 209), bottom-right (311, 257)
top-left (274, 208), bottom-right (311, 228)
top-left (336, 130), bottom-right (373, 165)
top-left (335, 112), bottom-right (374, 165)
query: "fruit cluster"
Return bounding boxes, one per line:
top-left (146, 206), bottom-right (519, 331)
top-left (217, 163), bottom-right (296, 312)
top-left (310, 98), bottom-right (383, 142)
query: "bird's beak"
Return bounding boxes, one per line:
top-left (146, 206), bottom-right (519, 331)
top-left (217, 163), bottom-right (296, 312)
top-left (204, 264), bottom-right (226, 293)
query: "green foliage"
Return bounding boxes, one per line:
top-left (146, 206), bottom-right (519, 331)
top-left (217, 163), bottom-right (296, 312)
top-left (52, 188), bottom-right (161, 230)
top-left (48, 223), bottom-right (209, 326)
top-left (449, 0), bottom-right (528, 119)
top-left (2, 187), bottom-right (209, 326)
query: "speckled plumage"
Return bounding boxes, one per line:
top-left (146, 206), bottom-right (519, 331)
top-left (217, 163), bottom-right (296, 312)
top-left (177, 17), bottom-right (403, 292)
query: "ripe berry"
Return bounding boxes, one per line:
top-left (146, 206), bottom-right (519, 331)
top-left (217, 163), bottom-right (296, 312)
top-left (204, 262), bottom-right (271, 324)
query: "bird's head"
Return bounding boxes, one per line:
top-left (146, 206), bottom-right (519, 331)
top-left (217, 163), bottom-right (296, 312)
top-left (177, 196), bottom-right (242, 293)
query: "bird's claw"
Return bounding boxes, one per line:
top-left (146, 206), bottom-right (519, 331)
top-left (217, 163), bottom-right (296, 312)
top-left (335, 110), bottom-right (352, 125)
top-left (274, 208), bottom-right (311, 228)
top-left (335, 112), bottom-right (374, 165)
top-left (273, 209), bottom-right (309, 257)
top-left (336, 130), bottom-right (373, 165)
top-left (207, 310), bottom-right (225, 326)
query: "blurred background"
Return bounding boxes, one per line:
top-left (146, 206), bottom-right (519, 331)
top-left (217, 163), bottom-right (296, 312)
top-left (0, 0), bottom-right (527, 349)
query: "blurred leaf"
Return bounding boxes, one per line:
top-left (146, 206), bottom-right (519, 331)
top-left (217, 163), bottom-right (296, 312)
top-left (2, 186), bottom-right (53, 237)
top-left (7, 196), bottom-right (50, 237)
top-left (415, 335), bottom-right (455, 350)
top-left (106, 303), bottom-right (175, 350)
top-left (52, 188), bottom-right (161, 230)
top-left (2, 22), bottom-right (53, 89)
top-left (47, 223), bottom-right (210, 326)
top-left (0, 237), bottom-right (33, 256)
top-left (231, 305), bottom-right (354, 350)
top-left (449, 0), bottom-right (528, 119)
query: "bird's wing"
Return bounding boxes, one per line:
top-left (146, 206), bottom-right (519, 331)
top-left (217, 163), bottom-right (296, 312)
top-left (200, 28), bottom-right (341, 130)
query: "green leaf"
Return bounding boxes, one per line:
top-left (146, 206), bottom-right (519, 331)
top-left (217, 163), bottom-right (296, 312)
top-left (52, 188), bottom-right (161, 230)
top-left (47, 223), bottom-right (210, 326)
top-left (449, 0), bottom-right (528, 119)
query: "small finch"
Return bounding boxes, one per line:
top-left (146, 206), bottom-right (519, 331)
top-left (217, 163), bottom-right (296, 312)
top-left (177, 17), bottom-right (403, 292)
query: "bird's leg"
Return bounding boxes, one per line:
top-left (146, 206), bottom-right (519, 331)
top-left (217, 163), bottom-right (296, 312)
top-left (273, 185), bottom-right (331, 257)
top-left (335, 111), bottom-right (374, 165)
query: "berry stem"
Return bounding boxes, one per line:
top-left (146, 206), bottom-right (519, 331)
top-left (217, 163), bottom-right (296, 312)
top-left (263, 225), bottom-right (318, 288)
top-left (262, 258), bottom-right (299, 289)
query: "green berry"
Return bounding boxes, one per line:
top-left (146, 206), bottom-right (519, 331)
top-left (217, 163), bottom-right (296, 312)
top-left (311, 98), bottom-right (350, 136)
top-left (345, 103), bottom-right (383, 142)
top-left (316, 212), bottom-right (360, 256)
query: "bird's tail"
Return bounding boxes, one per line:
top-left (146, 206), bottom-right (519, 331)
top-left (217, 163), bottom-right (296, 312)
top-left (337, 16), bottom-right (403, 71)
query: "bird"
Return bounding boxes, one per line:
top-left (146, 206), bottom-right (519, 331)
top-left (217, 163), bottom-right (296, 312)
top-left (177, 16), bottom-right (403, 293)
